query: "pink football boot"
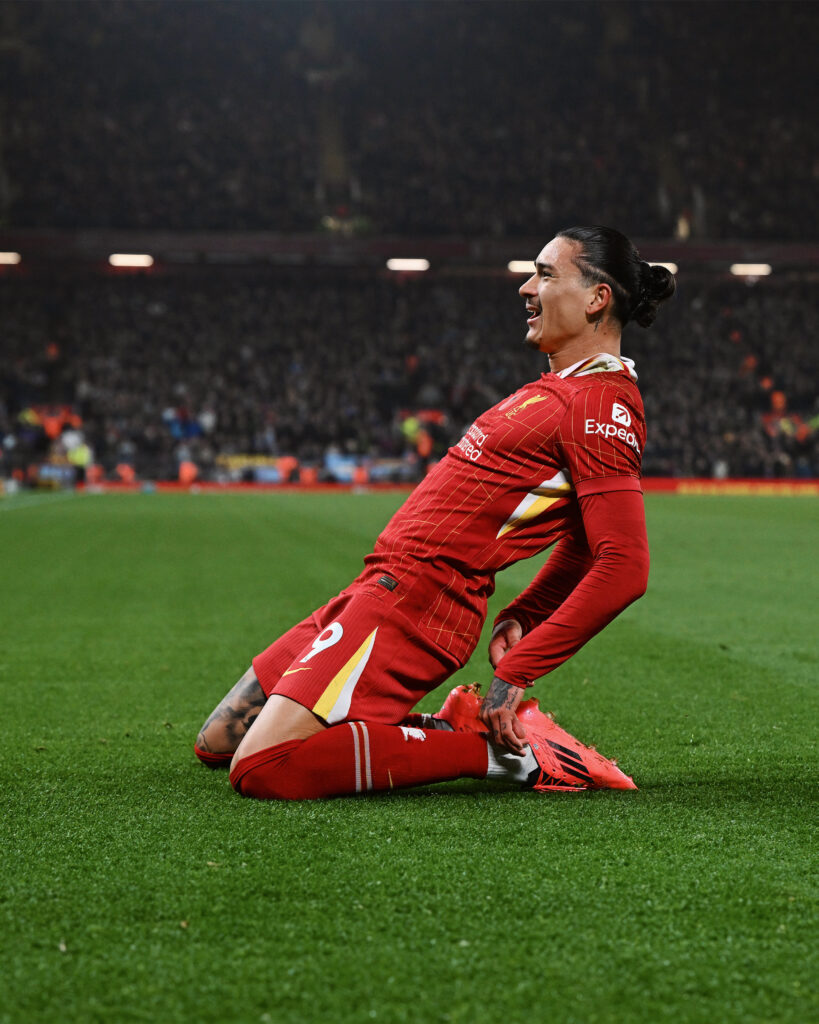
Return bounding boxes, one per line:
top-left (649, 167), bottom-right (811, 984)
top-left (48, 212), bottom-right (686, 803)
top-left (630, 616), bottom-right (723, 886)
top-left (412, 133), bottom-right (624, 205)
top-left (434, 683), bottom-right (488, 734)
top-left (434, 683), bottom-right (541, 736)
top-left (517, 700), bottom-right (638, 792)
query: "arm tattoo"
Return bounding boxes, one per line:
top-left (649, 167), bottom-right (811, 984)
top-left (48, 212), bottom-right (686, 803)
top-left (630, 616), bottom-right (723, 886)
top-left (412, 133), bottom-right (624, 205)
top-left (483, 677), bottom-right (520, 713)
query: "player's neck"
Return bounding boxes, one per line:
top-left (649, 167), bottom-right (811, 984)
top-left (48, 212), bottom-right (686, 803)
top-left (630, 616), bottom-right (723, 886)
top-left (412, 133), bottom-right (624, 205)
top-left (546, 330), bottom-right (622, 374)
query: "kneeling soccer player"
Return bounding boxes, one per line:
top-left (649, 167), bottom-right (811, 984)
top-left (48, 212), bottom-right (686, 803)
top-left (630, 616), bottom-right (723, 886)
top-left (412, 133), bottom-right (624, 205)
top-left (195, 226), bottom-right (675, 799)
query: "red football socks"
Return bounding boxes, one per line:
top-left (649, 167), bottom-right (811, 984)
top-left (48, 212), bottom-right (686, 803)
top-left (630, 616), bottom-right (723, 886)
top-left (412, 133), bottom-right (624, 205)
top-left (229, 723), bottom-right (490, 800)
top-left (194, 745), bottom-right (233, 769)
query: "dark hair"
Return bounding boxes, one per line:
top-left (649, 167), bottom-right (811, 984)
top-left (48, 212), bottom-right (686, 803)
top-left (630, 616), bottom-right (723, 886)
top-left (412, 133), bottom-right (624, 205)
top-left (556, 225), bottom-right (676, 328)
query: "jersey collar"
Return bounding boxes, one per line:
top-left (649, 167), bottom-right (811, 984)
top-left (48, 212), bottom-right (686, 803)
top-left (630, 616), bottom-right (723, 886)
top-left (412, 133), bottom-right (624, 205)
top-left (555, 353), bottom-right (638, 381)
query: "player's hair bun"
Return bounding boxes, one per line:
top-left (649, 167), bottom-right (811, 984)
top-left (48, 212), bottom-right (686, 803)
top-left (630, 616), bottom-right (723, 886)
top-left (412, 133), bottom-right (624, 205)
top-left (630, 261), bottom-right (677, 328)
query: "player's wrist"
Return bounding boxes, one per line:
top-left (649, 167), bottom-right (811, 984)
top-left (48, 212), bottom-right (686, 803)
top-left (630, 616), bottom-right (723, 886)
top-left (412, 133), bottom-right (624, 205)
top-left (491, 671), bottom-right (529, 690)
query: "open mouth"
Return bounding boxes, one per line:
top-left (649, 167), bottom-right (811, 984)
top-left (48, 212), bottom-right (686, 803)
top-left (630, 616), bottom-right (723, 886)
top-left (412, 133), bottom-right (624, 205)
top-left (526, 306), bottom-right (541, 325)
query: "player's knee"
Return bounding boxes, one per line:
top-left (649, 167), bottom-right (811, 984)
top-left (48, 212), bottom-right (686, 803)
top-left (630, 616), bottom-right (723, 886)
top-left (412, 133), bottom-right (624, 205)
top-left (194, 734), bottom-right (234, 769)
top-left (194, 697), bottom-right (240, 766)
top-left (195, 667), bottom-right (267, 761)
top-left (194, 707), bottom-right (245, 767)
top-left (195, 724), bottom-right (210, 752)
top-left (195, 719), bottom-right (235, 756)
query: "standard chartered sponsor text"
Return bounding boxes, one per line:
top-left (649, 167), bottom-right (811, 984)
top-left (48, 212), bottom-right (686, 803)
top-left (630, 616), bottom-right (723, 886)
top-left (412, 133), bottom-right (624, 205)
top-left (456, 424), bottom-right (487, 461)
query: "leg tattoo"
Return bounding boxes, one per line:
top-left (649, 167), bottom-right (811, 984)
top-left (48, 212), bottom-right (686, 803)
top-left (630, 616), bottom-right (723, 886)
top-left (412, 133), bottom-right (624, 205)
top-left (197, 667), bottom-right (267, 753)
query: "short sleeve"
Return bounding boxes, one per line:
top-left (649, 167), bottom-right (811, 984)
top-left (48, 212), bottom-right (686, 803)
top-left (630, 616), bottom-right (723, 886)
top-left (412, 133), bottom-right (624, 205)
top-left (555, 384), bottom-right (645, 495)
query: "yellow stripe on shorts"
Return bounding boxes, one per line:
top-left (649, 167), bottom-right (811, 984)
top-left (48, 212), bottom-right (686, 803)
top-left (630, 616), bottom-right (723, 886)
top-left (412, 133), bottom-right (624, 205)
top-left (312, 628), bottom-right (378, 724)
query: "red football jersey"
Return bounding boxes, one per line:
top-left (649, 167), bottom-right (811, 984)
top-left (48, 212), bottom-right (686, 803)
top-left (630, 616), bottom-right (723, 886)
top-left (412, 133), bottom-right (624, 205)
top-left (355, 353), bottom-right (646, 669)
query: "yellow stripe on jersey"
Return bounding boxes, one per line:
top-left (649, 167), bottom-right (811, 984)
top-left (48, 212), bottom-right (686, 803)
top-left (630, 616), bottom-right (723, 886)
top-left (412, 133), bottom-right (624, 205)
top-left (496, 470), bottom-right (573, 539)
top-left (497, 494), bottom-right (561, 538)
top-left (312, 629), bottom-right (378, 724)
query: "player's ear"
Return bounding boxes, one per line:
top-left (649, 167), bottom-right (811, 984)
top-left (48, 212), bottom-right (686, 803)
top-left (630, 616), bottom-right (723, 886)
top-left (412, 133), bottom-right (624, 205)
top-left (586, 282), bottom-right (612, 318)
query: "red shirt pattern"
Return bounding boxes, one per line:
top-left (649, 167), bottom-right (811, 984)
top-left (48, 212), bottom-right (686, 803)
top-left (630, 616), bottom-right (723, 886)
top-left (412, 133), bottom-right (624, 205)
top-left (354, 355), bottom-right (646, 667)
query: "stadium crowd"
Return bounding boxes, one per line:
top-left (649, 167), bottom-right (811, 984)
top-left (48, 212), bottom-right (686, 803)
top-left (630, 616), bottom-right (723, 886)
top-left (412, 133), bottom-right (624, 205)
top-left (1, 1), bottom-right (815, 240)
top-left (2, 271), bottom-right (817, 483)
top-left (1, 2), bottom-right (815, 487)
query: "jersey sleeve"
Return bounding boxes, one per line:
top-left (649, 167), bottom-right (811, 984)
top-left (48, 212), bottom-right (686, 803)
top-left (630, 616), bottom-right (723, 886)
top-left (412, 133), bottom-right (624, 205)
top-left (555, 384), bottom-right (645, 497)
top-left (493, 531), bottom-right (593, 636)
top-left (492, 489), bottom-right (650, 687)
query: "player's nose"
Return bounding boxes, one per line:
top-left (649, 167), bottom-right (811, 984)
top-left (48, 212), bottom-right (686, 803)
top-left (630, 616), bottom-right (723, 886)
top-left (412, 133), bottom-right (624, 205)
top-left (519, 274), bottom-right (537, 297)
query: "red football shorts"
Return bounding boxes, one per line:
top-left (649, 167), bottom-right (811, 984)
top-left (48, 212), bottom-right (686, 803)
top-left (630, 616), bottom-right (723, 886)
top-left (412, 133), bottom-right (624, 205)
top-left (252, 584), bottom-right (461, 725)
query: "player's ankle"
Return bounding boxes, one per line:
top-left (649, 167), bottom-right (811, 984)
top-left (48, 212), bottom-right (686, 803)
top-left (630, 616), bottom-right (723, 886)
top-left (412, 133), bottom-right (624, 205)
top-left (422, 714), bottom-right (453, 731)
top-left (485, 742), bottom-right (537, 782)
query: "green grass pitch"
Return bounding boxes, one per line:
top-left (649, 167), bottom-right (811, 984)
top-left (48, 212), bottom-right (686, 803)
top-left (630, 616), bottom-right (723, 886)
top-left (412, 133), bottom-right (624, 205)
top-left (1, 490), bottom-right (816, 1024)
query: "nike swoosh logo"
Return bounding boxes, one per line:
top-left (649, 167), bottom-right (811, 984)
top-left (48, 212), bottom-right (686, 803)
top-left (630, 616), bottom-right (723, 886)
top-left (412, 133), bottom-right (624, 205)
top-left (282, 667), bottom-right (312, 676)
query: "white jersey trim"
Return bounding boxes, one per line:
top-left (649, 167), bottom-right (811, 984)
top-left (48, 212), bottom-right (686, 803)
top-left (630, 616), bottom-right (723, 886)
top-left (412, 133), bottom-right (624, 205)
top-left (557, 353), bottom-right (637, 381)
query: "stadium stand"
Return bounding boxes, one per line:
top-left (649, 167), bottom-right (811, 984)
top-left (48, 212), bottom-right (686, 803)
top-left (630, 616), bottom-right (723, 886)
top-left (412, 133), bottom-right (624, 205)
top-left (0, 1), bottom-right (815, 485)
top-left (2, 272), bottom-right (817, 482)
top-left (0, 1), bottom-right (815, 239)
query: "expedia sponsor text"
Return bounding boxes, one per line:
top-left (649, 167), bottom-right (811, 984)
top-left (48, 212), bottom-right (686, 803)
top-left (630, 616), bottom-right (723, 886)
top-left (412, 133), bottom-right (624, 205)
top-left (584, 418), bottom-right (641, 454)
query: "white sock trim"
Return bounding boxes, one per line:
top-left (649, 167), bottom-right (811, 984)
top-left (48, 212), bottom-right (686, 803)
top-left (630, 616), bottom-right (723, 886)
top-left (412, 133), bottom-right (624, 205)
top-left (485, 741), bottom-right (537, 782)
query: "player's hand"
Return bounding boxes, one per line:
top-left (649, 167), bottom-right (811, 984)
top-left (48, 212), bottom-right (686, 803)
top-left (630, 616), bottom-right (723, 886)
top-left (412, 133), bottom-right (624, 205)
top-left (488, 618), bottom-right (523, 668)
top-left (479, 676), bottom-right (528, 755)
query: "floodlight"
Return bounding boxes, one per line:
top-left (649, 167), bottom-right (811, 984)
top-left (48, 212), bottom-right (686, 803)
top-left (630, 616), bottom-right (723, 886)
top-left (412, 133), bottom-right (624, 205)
top-left (730, 263), bottom-right (772, 276)
top-left (109, 254), bottom-right (154, 267)
top-left (386, 259), bottom-right (430, 271)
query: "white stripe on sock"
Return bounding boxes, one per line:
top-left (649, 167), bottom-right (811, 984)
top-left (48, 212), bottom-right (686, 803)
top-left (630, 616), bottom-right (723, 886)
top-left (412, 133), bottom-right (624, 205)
top-left (349, 722), bottom-right (362, 793)
top-left (360, 722), bottom-right (373, 791)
